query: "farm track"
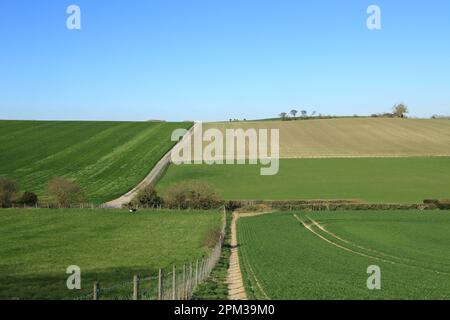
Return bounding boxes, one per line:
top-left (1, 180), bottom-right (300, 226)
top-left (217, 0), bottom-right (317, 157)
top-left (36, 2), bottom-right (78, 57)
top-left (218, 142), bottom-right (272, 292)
top-left (104, 123), bottom-right (198, 208)
top-left (228, 211), bottom-right (272, 300)
top-left (227, 212), bottom-right (247, 300)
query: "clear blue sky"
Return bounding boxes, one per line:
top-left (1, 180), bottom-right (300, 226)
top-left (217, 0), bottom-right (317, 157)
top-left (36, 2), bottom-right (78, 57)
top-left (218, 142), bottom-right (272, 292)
top-left (1, 0), bottom-right (449, 121)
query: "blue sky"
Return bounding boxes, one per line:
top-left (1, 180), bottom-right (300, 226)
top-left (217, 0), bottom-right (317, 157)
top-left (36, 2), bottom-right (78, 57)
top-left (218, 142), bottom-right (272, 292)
top-left (0, 0), bottom-right (449, 121)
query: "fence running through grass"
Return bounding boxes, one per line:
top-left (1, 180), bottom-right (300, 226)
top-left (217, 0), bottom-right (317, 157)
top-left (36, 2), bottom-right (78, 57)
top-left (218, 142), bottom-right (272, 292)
top-left (75, 207), bottom-right (227, 300)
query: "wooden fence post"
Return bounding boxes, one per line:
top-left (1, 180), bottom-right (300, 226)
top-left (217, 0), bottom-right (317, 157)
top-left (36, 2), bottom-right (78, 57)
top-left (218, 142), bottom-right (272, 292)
top-left (158, 268), bottom-right (163, 300)
top-left (182, 264), bottom-right (186, 300)
top-left (172, 265), bottom-right (177, 300)
top-left (133, 274), bottom-right (140, 300)
top-left (195, 259), bottom-right (199, 288)
top-left (188, 262), bottom-right (193, 299)
top-left (93, 281), bottom-right (100, 300)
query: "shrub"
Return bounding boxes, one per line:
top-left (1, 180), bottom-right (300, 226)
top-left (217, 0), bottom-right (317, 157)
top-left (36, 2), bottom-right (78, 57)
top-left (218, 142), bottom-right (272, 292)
top-left (21, 191), bottom-right (38, 206)
top-left (131, 184), bottom-right (163, 208)
top-left (235, 204), bottom-right (272, 213)
top-left (202, 227), bottom-right (223, 248)
top-left (225, 200), bottom-right (242, 211)
top-left (45, 177), bottom-right (86, 207)
top-left (0, 178), bottom-right (19, 208)
top-left (163, 181), bottom-right (222, 210)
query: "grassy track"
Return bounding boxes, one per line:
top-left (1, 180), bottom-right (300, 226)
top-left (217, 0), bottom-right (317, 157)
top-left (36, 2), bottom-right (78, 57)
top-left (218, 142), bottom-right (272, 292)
top-left (205, 118), bottom-right (450, 157)
top-left (157, 157), bottom-right (450, 203)
top-left (0, 208), bottom-right (221, 299)
top-left (0, 120), bottom-right (192, 203)
top-left (237, 211), bottom-right (450, 299)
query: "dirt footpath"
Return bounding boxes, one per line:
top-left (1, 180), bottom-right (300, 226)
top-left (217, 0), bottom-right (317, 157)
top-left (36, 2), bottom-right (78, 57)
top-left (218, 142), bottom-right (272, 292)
top-left (227, 211), bottom-right (273, 300)
top-left (227, 212), bottom-right (248, 300)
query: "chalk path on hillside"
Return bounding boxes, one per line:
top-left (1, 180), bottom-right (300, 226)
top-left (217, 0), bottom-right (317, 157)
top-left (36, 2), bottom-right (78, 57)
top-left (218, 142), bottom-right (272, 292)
top-left (104, 123), bottom-right (198, 208)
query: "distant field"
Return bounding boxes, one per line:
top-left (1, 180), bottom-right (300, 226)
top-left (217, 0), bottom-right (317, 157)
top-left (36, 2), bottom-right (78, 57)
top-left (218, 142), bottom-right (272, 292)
top-left (237, 211), bottom-right (450, 299)
top-left (204, 118), bottom-right (450, 157)
top-left (0, 209), bottom-right (221, 299)
top-left (157, 157), bottom-right (450, 203)
top-left (0, 120), bottom-right (192, 203)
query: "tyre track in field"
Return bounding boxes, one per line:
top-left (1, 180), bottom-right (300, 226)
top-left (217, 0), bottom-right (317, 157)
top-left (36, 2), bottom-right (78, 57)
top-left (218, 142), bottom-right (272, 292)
top-left (305, 215), bottom-right (412, 263)
top-left (294, 214), bottom-right (450, 276)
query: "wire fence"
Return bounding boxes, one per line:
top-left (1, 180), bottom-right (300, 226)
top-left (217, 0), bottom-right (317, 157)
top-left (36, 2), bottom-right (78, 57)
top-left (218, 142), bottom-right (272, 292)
top-left (75, 207), bottom-right (227, 300)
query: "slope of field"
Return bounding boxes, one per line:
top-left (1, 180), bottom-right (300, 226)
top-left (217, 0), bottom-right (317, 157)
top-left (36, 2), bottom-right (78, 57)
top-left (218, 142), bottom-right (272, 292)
top-left (204, 118), bottom-right (450, 157)
top-left (0, 120), bottom-right (192, 203)
top-left (237, 211), bottom-right (450, 299)
top-left (157, 157), bottom-right (450, 203)
top-left (0, 208), bottom-right (221, 299)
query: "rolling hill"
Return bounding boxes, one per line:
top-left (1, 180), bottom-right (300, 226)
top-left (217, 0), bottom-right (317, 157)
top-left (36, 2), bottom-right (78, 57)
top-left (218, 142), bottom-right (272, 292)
top-left (0, 120), bottom-right (192, 203)
top-left (157, 118), bottom-right (450, 203)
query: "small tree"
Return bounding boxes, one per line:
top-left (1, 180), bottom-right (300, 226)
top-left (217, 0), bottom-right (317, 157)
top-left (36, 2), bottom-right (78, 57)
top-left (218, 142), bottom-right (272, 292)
top-left (131, 184), bottom-right (163, 208)
top-left (279, 112), bottom-right (288, 120)
top-left (301, 110), bottom-right (308, 118)
top-left (21, 191), bottom-right (38, 206)
top-left (393, 103), bottom-right (408, 118)
top-left (290, 109), bottom-right (298, 118)
top-left (46, 177), bottom-right (86, 207)
top-left (0, 178), bottom-right (19, 208)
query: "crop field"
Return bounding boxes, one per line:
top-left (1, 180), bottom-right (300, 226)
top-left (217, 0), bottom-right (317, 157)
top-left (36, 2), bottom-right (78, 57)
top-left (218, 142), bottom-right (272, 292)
top-left (205, 118), bottom-right (450, 158)
top-left (237, 211), bottom-right (450, 300)
top-left (0, 120), bottom-right (192, 203)
top-left (157, 157), bottom-right (450, 203)
top-left (0, 208), bottom-right (222, 299)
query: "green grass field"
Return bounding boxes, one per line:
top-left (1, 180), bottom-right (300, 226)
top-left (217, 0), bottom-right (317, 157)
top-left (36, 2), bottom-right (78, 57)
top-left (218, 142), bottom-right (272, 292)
top-left (0, 208), bottom-right (221, 299)
top-left (157, 157), bottom-right (450, 203)
top-left (0, 120), bottom-right (192, 203)
top-left (237, 211), bottom-right (450, 299)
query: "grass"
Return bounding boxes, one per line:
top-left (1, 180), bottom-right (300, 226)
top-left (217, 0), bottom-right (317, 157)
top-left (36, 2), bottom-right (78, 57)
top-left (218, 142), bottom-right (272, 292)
top-left (157, 157), bottom-right (450, 203)
top-left (192, 212), bottom-right (232, 300)
top-left (237, 210), bottom-right (450, 300)
top-left (0, 208), bottom-right (222, 299)
top-left (0, 120), bottom-right (192, 203)
top-left (204, 118), bottom-right (450, 157)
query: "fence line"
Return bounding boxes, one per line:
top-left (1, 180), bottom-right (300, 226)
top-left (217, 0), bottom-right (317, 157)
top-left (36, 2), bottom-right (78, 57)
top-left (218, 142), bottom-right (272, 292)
top-left (75, 207), bottom-right (227, 300)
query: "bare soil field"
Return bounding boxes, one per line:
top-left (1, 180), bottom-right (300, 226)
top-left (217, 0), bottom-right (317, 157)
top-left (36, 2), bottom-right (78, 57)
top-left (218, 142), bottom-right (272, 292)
top-left (204, 118), bottom-right (450, 158)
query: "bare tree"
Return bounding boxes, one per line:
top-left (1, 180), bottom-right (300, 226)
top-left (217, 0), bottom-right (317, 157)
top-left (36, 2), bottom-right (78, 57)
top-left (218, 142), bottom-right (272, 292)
top-left (46, 177), bottom-right (85, 207)
top-left (393, 103), bottom-right (409, 118)
top-left (279, 112), bottom-right (288, 120)
top-left (0, 178), bottom-right (18, 208)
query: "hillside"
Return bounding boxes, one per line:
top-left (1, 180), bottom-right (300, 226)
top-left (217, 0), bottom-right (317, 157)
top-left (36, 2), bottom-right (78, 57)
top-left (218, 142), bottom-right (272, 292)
top-left (0, 120), bottom-right (192, 203)
top-left (204, 118), bottom-right (450, 157)
top-left (157, 118), bottom-right (450, 203)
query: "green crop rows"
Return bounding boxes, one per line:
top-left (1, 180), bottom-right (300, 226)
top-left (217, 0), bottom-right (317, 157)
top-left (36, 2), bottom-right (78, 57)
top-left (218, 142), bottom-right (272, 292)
top-left (0, 120), bottom-right (192, 203)
top-left (237, 211), bottom-right (450, 299)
